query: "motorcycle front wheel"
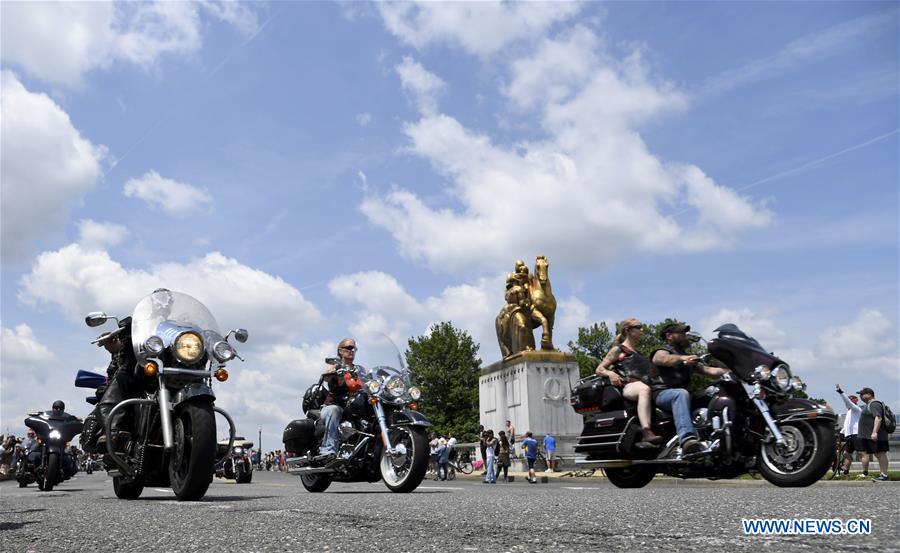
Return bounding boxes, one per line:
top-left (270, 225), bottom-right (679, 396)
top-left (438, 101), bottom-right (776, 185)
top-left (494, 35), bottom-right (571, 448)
top-left (758, 420), bottom-right (834, 487)
top-left (43, 453), bottom-right (60, 492)
top-left (380, 426), bottom-right (428, 493)
top-left (169, 401), bottom-right (216, 501)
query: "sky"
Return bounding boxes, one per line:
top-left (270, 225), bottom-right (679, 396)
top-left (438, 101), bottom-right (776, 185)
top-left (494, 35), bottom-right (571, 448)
top-left (1, 1), bottom-right (898, 448)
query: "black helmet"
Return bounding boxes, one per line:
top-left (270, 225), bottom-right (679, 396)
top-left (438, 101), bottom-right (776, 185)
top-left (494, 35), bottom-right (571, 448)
top-left (52, 400), bottom-right (65, 411)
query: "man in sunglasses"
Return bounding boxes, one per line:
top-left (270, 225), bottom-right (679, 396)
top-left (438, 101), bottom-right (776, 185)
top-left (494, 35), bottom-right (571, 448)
top-left (650, 322), bottom-right (729, 456)
top-left (316, 338), bottom-right (364, 464)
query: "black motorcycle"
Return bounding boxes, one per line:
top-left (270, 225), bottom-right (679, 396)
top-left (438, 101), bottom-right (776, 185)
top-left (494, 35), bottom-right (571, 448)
top-left (217, 439), bottom-right (254, 483)
top-left (571, 324), bottom-right (836, 488)
top-left (283, 360), bottom-right (431, 493)
top-left (17, 411), bottom-right (83, 491)
top-left (82, 288), bottom-right (246, 501)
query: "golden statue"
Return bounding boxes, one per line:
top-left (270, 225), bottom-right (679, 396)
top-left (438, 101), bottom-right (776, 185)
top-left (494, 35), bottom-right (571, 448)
top-left (495, 255), bottom-right (557, 358)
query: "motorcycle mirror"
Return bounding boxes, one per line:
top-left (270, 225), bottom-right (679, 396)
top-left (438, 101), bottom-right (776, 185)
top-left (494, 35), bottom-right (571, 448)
top-left (233, 329), bottom-right (249, 343)
top-left (686, 331), bottom-right (703, 343)
top-left (85, 312), bottom-right (110, 327)
top-left (325, 357), bottom-right (339, 366)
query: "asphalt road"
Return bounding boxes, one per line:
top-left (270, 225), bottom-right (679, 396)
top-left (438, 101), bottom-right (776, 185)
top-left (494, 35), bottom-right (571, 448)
top-left (1, 471), bottom-right (897, 553)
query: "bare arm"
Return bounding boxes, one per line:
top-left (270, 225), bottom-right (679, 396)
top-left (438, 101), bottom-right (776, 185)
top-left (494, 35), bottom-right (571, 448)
top-left (651, 350), bottom-right (697, 367)
top-left (699, 365), bottom-right (729, 378)
top-left (595, 346), bottom-right (620, 375)
top-left (839, 393), bottom-right (861, 412)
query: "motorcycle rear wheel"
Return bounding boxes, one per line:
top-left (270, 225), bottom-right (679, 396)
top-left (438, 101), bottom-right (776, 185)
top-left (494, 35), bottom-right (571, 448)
top-left (604, 465), bottom-right (655, 488)
top-left (43, 453), bottom-right (60, 492)
top-left (380, 426), bottom-right (428, 493)
top-left (113, 476), bottom-right (144, 499)
top-left (758, 420), bottom-right (834, 487)
top-left (300, 473), bottom-right (331, 492)
top-left (169, 402), bottom-right (217, 501)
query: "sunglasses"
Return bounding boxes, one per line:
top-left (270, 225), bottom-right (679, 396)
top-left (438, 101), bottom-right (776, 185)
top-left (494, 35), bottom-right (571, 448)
top-left (341, 346), bottom-right (356, 352)
top-left (628, 325), bottom-right (643, 330)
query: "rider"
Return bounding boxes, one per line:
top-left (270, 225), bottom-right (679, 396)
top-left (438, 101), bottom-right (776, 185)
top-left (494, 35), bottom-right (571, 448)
top-left (650, 321), bottom-right (728, 456)
top-left (96, 317), bottom-right (138, 451)
top-left (315, 338), bottom-right (364, 464)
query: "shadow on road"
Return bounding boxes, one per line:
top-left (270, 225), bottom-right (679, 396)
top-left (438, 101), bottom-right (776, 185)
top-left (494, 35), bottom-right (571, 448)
top-left (0, 521), bottom-right (40, 531)
top-left (133, 495), bottom-right (278, 502)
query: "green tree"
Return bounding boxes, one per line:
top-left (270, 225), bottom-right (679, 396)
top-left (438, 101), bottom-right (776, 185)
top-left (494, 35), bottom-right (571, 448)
top-left (406, 322), bottom-right (482, 442)
top-left (567, 322), bottom-right (613, 377)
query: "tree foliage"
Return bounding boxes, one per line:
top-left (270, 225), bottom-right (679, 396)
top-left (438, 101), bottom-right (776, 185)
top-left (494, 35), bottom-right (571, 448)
top-left (406, 321), bottom-right (482, 442)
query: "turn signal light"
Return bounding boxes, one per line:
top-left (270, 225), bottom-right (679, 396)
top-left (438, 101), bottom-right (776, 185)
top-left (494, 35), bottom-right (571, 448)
top-left (368, 397), bottom-right (377, 405)
top-left (409, 403), bottom-right (418, 411)
top-left (143, 361), bottom-right (159, 377)
top-left (214, 368), bottom-right (229, 382)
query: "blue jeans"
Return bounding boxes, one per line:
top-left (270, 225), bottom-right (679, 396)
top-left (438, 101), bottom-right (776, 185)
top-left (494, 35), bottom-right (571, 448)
top-left (319, 404), bottom-right (342, 455)
top-left (437, 461), bottom-right (449, 480)
top-left (484, 456), bottom-right (496, 482)
top-left (654, 388), bottom-right (697, 444)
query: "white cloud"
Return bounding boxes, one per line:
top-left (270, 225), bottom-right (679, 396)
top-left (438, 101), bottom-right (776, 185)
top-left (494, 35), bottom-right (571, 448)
top-left (123, 170), bottom-right (213, 215)
top-left (362, 28), bottom-right (770, 274)
top-left (329, 270), bottom-right (587, 361)
top-left (818, 309), bottom-right (898, 360)
top-left (356, 112), bottom-right (372, 126)
top-left (19, 245), bottom-right (322, 343)
top-left (77, 219), bottom-right (129, 250)
top-left (0, 1), bottom-right (260, 87)
top-left (701, 307), bottom-right (787, 350)
top-left (1, 324), bottom-right (55, 365)
top-left (377, 1), bottom-right (582, 57)
top-left (0, 71), bottom-right (107, 263)
top-left (396, 57), bottom-right (446, 115)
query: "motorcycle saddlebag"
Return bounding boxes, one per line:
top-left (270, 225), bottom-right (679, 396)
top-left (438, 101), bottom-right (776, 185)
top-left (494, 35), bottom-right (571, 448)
top-left (283, 419), bottom-right (317, 456)
top-left (570, 377), bottom-right (623, 414)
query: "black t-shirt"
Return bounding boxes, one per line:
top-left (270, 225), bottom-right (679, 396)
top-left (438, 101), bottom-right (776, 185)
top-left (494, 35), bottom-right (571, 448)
top-left (650, 344), bottom-right (692, 392)
top-left (858, 400), bottom-right (889, 441)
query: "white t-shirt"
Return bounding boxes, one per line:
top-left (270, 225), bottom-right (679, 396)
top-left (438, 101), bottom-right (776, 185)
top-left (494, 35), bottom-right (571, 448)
top-left (429, 438), bottom-right (439, 455)
top-left (840, 393), bottom-right (861, 436)
top-left (447, 437), bottom-right (458, 449)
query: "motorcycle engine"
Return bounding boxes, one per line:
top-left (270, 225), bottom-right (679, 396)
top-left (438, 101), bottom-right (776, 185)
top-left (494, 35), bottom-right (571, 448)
top-left (692, 408), bottom-right (710, 430)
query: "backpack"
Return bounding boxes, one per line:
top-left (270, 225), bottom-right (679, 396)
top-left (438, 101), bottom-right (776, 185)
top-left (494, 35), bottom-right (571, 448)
top-left (873, 401), bottom-right (896, 434)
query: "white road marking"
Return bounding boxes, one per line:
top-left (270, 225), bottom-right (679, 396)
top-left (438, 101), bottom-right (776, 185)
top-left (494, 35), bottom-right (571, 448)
top-left (417, 486), bottom-right (464, 490)
top-left (562, 486), bottom-right (603, 490)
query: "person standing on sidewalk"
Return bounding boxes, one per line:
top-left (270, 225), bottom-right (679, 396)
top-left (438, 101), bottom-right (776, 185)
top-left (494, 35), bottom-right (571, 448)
top-left (496, 431), bottom-right (511, 482)
top-left (543, 433), bottom-right (557, 472)
top-left (522, 431), bottom-right (539, 484)
top-left (483, 430), bottom-right (498, 484)
top-left (835, 384), bottom-right (862, 476)
top-left (857, 387), bottom-right (891, 481)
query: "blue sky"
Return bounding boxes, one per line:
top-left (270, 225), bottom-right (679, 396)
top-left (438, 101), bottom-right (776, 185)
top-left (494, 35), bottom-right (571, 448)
top-left (1, 1), bottom-right (897, 445)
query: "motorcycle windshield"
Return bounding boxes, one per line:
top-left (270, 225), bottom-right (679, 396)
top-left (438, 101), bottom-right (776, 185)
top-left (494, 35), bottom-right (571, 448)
top-left (708, 324), bottom-right (783, 380)
top-left (370, 365), bottom-right (409, 383)
top-left (131, 289), bottom-right (220, 359)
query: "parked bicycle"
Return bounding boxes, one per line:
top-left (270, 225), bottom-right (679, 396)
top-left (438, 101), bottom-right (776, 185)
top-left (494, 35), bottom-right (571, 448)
top-left (446, 450), bottom-right (474, 480)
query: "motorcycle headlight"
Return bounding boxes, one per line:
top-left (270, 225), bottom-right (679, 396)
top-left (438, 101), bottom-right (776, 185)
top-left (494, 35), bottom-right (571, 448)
top-left (751, 365), bottom-right (771, 382)
top-left (48, 430), bottom-right (61, 440)
top-left (144, 335), bottom-right (164, 356)
top-left (384, 376), bottom-right (407, 398)
top-left (174, 332), bottom-right (204, 363)
top-left (409, 387), bottom-right (421, 401)
top-left (234, 447), bottom-right (243, 454)
top-left (212, 340), bottom-right (236, 363)
top-left (771, 364), bottom-right (792, 392)
top-left (367, 380), bottom-right (382, 394)
top-left (789, 376), bottom-right (806, 392)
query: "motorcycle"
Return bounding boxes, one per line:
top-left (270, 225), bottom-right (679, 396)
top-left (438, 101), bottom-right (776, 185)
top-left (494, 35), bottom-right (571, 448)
top-left (17, 410), bottom-right (83, 491)
top-left (216, 438), bottom-right (254, 483)
top-left (283, 359), bottom-right (431, 493)
top-left (571, 324), bottom-right (836, 488)
top-left (82, 288), bottom-right (246, 501)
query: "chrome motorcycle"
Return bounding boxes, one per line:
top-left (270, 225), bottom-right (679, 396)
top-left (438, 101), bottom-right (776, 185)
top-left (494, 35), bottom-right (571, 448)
top-left (84, 288), bottom-right (246, 500)
top-left (572, 324), bottom-right (836, 488)
top-left (217, 438), bottom-right (254, 483)
top-left (283, 360), bottom-right (431, 493)
top-left (18, 410), bottom-right (82, 491)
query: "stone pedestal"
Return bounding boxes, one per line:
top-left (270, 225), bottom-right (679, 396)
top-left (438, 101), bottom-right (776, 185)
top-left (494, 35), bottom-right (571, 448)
top-left (479, 351), bottom-right (582, 444)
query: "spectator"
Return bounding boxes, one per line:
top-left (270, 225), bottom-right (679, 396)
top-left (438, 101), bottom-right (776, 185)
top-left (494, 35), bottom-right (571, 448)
top-left (543, 433), bottom-right (557, 472)
top-left (857, 387), bottom-right (891, 481)
top-left (435, 440), bottom-right (450, 481)
top-left (836, 384), bottom-right (862, 476)
top-left (496, 431), bottom-right (511, 482)
top-left (428, 433), bottom-right (439, 475)
top-left (506, 420), bottom-right (516, 451)
top-left (522, 431), bottom-right (539, 484)
top-left (478, 425), bottom-right (487, 473)
top-left (483, 430), bottom-right (498, 484)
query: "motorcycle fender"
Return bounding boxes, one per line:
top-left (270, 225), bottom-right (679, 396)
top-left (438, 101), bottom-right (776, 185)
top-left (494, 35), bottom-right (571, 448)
top-left (389, 408), bottom-right (432, 428)
top-left (172, 383), bottom-right (216, 408)
top-left (44, 442), bottom-right (65, 455)
top-left (771, 398), bottom-right (837, 423)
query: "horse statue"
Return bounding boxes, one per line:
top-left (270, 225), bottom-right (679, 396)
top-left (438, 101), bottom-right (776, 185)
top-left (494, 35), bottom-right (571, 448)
top-left (495, 255), bottom-right (557, 358)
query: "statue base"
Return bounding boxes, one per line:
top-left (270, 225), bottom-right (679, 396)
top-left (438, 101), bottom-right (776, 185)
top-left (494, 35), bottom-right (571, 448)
top-left (479, 351), bottom-right (583, 444)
